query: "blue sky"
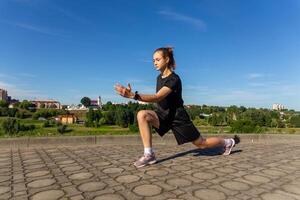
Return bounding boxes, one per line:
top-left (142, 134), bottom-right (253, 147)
top-left (0, 0), bottom-right (299, 110)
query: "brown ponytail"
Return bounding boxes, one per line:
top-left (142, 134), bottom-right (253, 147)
top-left (154, 47), bottom-right (176, 70)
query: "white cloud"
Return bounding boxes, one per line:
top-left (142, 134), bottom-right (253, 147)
top-left (18, 73), bottom-right (36, 78)
top-left (0, 81), bottom-right (45, 100)
top-left (183, 80), bottom-right (300, 110)
top-left (138, 59), bottom-right (152, 63)
top-left (51, 3), bottom-right (91, 25)
top-left (0, 73), bottom-right (17, 80)
top-left (1, 19), bottom-right (67, 37)
top-left (247, 73), bottom-right (264, 79)
top-left (158, 10), bottom-right (206, 31)
top-left (13, 22), bottom-right (65, 37)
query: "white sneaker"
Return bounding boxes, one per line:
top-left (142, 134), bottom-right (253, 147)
top-left (223, 138), bottom-right (235, 155)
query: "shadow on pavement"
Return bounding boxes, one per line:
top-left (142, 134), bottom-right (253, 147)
top-left (156, 147), bottom-right (242, 164)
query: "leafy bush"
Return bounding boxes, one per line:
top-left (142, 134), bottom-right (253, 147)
top-left (1, 117), bottom-right (35, 135)
top-left (32, 109), bottom-right (68, 120)
top-left (43, 120), bottom-right (51, 128)
top-left (99, 118), bottom-right (106, 126)
top-left (0, 100), bottom-right (9, 108)
top-left (193, 116), bottom-right (208, 126)
top-left (129, 124), bottom-right (139, 132)
top-left (290, 115), bottom-right (300, 128)
top-left (1, 118), bottom-right (20, 135)
top-left (20, 124), bottom-right (35, 131)
top-left (85, 109), bottom-right (103, 127)
top-left (8, 108), bottom-right (18, 117)
top-left (15, 110), bottom-right (32, 119)
top-left (230, 119), bottom-right (264, 133)
top-left (57, 125), bottom-right (67, 134)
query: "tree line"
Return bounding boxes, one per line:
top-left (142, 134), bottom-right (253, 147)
top-left (1, 99), bottom-right (300, 135)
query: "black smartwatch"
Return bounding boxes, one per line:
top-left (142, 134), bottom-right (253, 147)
top-left (133, 91), bottom-right (140, 100)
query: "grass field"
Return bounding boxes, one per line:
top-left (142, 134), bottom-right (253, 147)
top-left (0, 117), bottom-right (300, 138)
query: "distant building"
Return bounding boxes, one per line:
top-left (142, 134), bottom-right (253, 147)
top-left (31, 100), bottom-right (61, 109)
top-left (67, 104), bottom-right (88, 111)
top-left (272, 103), bottom-right (285, 111)
top-left (137, 100), bottom-right (148, 105)
top-left (90, 96), bottom-right (102, 109)
top-left (56, 114), bottom-right (77, 124)
top-left (0, 89), bottom-right (8, 101)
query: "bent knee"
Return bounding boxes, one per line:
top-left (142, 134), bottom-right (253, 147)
top-left (137, 110), bottom-right (151, 122)
top-left (193, 137), bottom-right (206, 148)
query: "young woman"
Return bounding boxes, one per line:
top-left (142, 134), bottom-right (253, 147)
top-left (114, 47), bottom-right (240, 168)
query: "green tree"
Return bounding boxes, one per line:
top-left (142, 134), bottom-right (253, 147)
top-left (19, 100), bottom-right (35, 110)
top-left (8, 108), bottom-right (18, 117)
top-left (0, 108), bottom-right (9, 116)
top-left (85, 108), bottom-right (103, 127)
top-left (102, 101), bottom-right (114, 111)
top-left (81, 97), bottom-right (91, 108)
top-left (290, 115), bottom-right (300, 128)
top-left (115, 108), bottom-right (128, 128)
top-left (57, 125), bottom-right (67, 134)
top-left (1, 118), bottom-right (20, 135)
top-left (230, 119), bottom-right (258, 133)
top-left (103, 110), bottom-right (115, 125)
top-left (129, 111), bottom-right (139, 132)
top-left (0, 100), bottom-right (9, 108)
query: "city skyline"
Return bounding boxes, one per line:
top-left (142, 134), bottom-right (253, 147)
top-left (0, 0), bottom-right (299, 110)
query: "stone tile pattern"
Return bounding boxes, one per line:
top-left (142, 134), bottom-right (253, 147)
top-left (0, 140), bottom-right (299, 200)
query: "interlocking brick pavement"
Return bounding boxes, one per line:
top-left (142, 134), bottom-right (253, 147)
top-left (0, 137), bottom-right (299, 200)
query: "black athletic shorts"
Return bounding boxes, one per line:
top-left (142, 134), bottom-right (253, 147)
top-left (154, 107), bottom-right (201, 145)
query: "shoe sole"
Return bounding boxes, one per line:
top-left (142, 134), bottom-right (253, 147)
top-left (223, 138), bottom-right (235, 156)
top-left (134, 160), bottom-right (157, 168)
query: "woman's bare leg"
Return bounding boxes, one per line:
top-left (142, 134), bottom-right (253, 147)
top-left (192, 136), bottom-right (225, 149)
top-left (136, 110), bottom-right (160, 148)
top-left (193, 135), bottom-right (239, 155)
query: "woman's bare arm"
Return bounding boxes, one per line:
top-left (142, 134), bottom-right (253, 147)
top-left (114, 83), bottom-right (172, 103)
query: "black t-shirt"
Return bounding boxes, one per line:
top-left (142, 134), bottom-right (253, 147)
top-left (156, 72), bottom-right (184, 119)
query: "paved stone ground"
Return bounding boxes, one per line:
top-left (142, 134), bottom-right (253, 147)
top-left (0, 139), bottom-right (299, 200)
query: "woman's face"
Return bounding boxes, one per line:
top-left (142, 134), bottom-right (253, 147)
top-left (153, 51), bottom-right (169, 71)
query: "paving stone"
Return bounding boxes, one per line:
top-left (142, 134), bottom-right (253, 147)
top-left (194, 188), bottom-right (226, 200)
top-left (68, 172), bottom-right (93, 180)
top-left (78, 181), bottom-right (106, 192)
top-left (1, 138), bottom-right (300, 200)
top-left (69, 194), bottom-right (85, 200)
top-left (62, 185), bottom-right (81, 197)
top-left (170, 165), bottom-right (192, 171)
top-left (102, 167), bottom-right (124, 174)
top-left (0, 175), bottom-right (10, 183)
top-left (133, 184), bottom-right (162, 196)
top-left (93, 193), bottom-right (125, 200)
top-left (261, 169), bottom-right (286, 176)
top-left (192, 172), bottom-right (217, 180)
top-left (93, 161), bottom-right (111, 167)
top-left (115, 175), bottom-right (140, 183)
top-left (62, 166), bottom-right (83, 172)
top-left (30, 189), bottom-right (65, 200)
top-left (23, 159), bottom-right (42, 164)
top-left (56, 160), bottom-right (76, 165)
top-left (243, 174), bottom-right (271, 183)
top-left (25, 164), bottom-right (46, 170)
top-left (14, 190), bottom-right (27, 196)
top-left (261, 192), bottom-right (296, 200)
top-left (221, 181), bottom-right (250, 191)
top-left (0, 186), bottom-right (10, 195)
top-left (26, 170), bottom-right (50, 177)
top-left (146, 169), bottom-right (169, 177)
top-left (27, 178), bottom-right (56, 188)
top-left (166, 178), bottom-right (192, 187)
top-left (282, 184), bottom-right (300, 195)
